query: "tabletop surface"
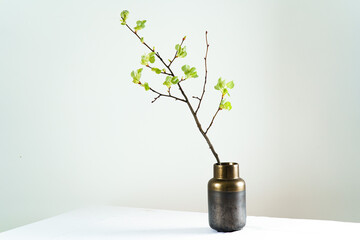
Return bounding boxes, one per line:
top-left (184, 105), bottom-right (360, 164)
top-left (1, 206), bottom-right (359, 240)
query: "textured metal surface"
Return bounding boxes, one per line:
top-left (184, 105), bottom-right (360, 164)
top-left (208, 190), bottom-right (246, 232)
top-left (207, 162), bottom-right (246, 232)
top-left (213, 162), bottom-right (239, 179)
top-left (208, 162), bottom-right (245, 192)
top-left (208, 178), bottom-right (245, 192)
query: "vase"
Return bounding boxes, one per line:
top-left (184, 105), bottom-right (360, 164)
top-left (208, 162), bottom-right (246, 232)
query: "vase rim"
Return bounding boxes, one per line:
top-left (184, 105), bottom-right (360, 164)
top-left (213, 162), bottom-right (239, 179)
top-left (215, 162), bottom-right (238, 166)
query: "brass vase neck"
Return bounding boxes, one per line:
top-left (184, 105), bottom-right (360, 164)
top-left (214, 162), bottom-right (239, 179)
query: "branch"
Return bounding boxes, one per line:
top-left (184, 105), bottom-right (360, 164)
top-left (151, 95), bottom-right (161, 103)
top-left (205, 94), bottom-right (223, 135)
top-left (124, 22), bottom-right (184, 102)
top-left (125, 23), bottom-right (154, 53)
top-left (149, 87), bottom-right (186, 103)
top-left (168, 36), bottom-right (186, 68)
top-left (177, 82), bottom-right (220, 163)
top-left (123, 22), bottom-right (221, 164)
top-left (156, 51), bottom-right (175, 76)
top-left (195, 31), bottom-right (210, 115)
top-left (124, 22), bottom-right (175, 76)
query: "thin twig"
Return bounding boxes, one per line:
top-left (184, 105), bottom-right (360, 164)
top-left (195, 31), bottom-right (210, 115)
top-left (152, 95), bottom-right (161, 103)
top-left (161, 71), bottom-right (172, 76)
top-left (149, 87), bottom-right (186, 103)
top-left (156, 51), bottom-right (175, 76)
top-left (125, 24), bottom-right (153, 53)
top-left (192, 96), bottom-right (201, 101)
top-left (205, 109), bottom-right (220, 134)
top-left (205, 95), bottom-right (223, 134)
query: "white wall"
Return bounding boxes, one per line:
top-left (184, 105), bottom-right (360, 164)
top-left (1, 0), bottom-right (359, 232)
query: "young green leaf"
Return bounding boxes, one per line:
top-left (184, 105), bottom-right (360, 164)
top-left (131, 68), bottom-right (143, 84)
top-left (226, 80), bottom-right (234, 89)
top-left (149, 52), bottom-right (155, 63)
top-left (175, 44), bottom-right (180, 51)
top-left (120, 10), bottom-right (129, 20)
top-left (132, 75), bottom-right (139, 84)
top-left (171, 76), bottom-right (179, 84)
top-left (178, 49), bottom-right (187, 58)
top-left (181, 65), bottom-right (198, 79)
top-left (141, 54), bottom-right (149, 65)
top-left (218, 78), bottom-right (226, 89)
top-left (141, 52), bottom-right (155, 66)
top-left (181, 65), bottom-right (190, 73)
top-left (219, 97), bottom-right (232, 110)
top-left (120, 10), bottom-right (129, 25)
top-left (222, 88), bottom-right (229, 96)
top-left (134, 20), bottom-right (146, 31)
top-left (189, 67), bottom-right (198, 78)
top-left (175, 44), bottom-right (187, 58)
top-left (163, 76), bottom-right (172, 88)
top-left (152, 68), bottom-right (162, 74)
top-left (224, 101), bottom-right (232, 110)
top-left (143, 82), bottom-right (150, 91)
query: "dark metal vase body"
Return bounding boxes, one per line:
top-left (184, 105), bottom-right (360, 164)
top-left (208, 162), bottom-right (246, 232)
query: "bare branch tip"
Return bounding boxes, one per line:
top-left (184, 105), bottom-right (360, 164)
top-left (151, 94), bottom-right (161, 103)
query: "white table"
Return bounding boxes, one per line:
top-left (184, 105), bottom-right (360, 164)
top-left (1, 206), bottom-right (359, 240)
